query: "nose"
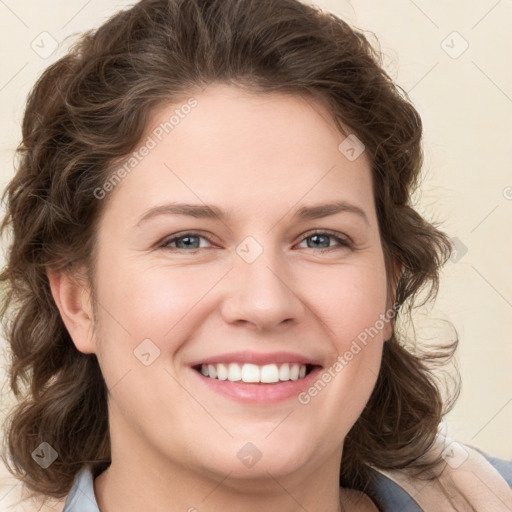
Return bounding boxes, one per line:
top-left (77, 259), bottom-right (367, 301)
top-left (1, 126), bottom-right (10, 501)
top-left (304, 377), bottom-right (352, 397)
top-left (220, 243), bottom-right (306, 333)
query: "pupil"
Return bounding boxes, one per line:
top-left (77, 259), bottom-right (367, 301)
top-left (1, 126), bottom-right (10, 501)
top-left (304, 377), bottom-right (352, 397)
top-left (309, 234), bottom-right (328, 248)
top-left (177, 236), bottom-right (199, 249)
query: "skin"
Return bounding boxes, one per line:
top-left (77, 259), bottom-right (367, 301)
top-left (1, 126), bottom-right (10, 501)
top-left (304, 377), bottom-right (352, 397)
top-left (48, 84), bottom-right (396, 512)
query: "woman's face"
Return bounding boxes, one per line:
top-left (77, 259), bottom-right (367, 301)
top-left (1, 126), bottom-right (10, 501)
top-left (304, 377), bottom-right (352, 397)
top-left (67, 84), bottom-right (394, 482)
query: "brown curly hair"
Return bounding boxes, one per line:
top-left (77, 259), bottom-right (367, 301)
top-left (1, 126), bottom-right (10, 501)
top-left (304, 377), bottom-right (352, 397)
top-left (0, 0), bottom-right (460, 507)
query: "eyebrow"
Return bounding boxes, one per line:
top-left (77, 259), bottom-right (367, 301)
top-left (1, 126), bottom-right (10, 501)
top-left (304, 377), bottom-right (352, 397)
top-left (135, 200), bottom-right (370, 227)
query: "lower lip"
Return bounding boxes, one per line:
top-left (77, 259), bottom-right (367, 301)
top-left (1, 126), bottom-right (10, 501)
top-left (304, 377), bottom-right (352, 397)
top-left (190, 366), bottom-right (323, 404)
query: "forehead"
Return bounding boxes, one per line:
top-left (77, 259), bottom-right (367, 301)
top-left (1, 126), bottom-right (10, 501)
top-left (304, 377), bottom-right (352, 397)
top-left (100, 84), bottom-right (375, 227)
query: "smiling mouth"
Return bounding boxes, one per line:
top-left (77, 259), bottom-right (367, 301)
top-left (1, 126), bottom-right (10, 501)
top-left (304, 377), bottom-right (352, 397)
top-left (192, 362), bottom-right (318, 384)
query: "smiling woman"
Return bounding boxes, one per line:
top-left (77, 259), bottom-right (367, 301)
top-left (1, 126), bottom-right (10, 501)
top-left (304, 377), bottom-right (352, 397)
top-left (0, 1), bottom-right (511, 511)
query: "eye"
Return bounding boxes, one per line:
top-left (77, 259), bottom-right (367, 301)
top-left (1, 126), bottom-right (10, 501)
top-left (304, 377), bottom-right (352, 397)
top-left (159, 232), bottom-right (212, 251)
top-left (158, 230), bottom-right (352, 253)
top-left (296, 230), bottom-right (353, 252)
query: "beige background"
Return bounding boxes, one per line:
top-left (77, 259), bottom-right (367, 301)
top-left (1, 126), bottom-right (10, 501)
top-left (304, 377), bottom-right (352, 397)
top-left (1, 0), bottom-right (511, 507)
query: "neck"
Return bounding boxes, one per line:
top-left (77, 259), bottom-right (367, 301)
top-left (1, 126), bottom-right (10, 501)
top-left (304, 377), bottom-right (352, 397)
top-left (94, 425), bottom-right (349, 512)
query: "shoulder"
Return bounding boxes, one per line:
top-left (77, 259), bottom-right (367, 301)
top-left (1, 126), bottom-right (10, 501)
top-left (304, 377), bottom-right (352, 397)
top-left (371, 442), bottom-right (512, 511)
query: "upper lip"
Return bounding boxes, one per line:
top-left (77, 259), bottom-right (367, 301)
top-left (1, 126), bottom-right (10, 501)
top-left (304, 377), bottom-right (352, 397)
top-left (189, 351), bottom-right (323, 368)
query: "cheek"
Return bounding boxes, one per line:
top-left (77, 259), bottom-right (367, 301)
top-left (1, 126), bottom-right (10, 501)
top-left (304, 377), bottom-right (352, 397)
top-left (315, 259), bottom-right (389, 338)
top-left (96, 249), bottom-right (389, 347)
top-left (93, 243), bottom-right (388, 385)
top-left (96, 260), bottom-right (207, 338)
top-left (90, 265), bottom-right (202, 434)
top-left (105, 258), bottom-right (384, 336)
top-left (297, 260), bottom-right (388, 418)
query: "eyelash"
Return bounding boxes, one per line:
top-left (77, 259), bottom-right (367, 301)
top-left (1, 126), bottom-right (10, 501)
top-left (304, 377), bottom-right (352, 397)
top-left (158, 230), bottom-right (353, 253)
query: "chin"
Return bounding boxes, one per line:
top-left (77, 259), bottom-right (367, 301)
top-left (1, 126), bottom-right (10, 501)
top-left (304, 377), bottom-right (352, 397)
top-left (194, 436), bottom-right (317, 481)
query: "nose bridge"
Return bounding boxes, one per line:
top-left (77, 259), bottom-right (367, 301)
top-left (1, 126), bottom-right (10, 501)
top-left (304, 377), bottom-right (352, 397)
top-left (220, 234), bottom-right (304, 330)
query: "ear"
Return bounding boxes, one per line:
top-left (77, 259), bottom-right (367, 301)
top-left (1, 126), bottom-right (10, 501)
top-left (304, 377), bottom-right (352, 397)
top-left (47, 267), bottom-right (96, 354)
top-left (383, 259), bottom-right (402, 342)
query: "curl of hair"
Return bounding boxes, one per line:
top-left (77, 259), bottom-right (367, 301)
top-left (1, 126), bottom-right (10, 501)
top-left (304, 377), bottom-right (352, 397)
top-left (0, 0), bottom-right (460, 506)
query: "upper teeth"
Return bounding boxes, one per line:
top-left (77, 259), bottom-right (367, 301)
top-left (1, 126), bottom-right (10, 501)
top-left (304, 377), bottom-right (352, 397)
top-left (200, 363), bottom-right (307, 383)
